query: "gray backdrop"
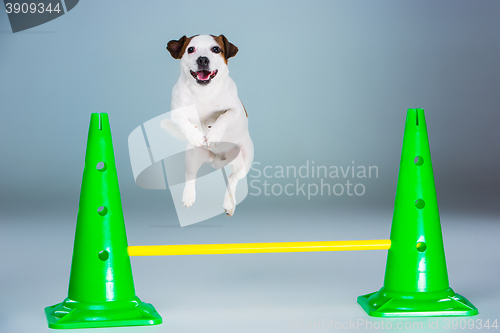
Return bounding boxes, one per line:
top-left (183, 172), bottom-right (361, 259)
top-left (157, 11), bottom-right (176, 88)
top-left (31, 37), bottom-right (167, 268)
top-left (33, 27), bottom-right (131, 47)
top-left (0, 1), bottom-right (499, 332)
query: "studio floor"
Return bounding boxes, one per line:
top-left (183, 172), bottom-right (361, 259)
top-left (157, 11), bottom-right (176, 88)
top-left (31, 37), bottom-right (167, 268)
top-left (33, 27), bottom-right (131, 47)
top-left (1, 200), bottom-right (498, 333)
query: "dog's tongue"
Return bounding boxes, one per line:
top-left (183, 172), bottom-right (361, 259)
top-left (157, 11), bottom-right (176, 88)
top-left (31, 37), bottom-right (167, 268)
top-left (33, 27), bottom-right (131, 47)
top-left (197, 70), bottom-right (211, 81)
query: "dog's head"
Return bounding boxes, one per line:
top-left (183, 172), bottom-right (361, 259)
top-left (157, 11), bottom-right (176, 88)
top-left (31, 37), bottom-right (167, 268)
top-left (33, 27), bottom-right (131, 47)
top-left (167, 34), bottom-right (238, 85)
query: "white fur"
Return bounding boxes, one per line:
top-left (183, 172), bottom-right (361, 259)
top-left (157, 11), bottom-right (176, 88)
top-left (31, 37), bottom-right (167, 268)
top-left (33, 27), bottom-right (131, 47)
top-left (162, 35), bottom-right (254, 216)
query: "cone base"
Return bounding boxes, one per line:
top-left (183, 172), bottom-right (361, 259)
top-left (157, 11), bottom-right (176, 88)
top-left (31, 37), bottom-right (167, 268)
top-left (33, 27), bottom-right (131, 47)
top-left (357, 287), bottom-right (478, 317)
top-left (45, 296), bottom-right (162, 329)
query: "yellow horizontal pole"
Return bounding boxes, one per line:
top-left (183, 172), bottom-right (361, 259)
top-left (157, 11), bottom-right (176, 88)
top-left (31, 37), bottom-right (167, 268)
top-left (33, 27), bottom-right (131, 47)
top-left (128, 239), bottom-right (391, 257)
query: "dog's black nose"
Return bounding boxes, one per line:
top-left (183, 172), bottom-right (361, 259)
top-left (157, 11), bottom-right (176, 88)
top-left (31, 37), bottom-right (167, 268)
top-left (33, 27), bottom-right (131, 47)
top-left (196, 56), bottom-right (210, 69)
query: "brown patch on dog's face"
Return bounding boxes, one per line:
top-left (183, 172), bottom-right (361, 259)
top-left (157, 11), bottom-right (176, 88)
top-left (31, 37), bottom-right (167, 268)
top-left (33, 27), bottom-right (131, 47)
top-left (212, 35), bottom-right (239, 64)
top-left (167, 35), bottom-right (197, 59)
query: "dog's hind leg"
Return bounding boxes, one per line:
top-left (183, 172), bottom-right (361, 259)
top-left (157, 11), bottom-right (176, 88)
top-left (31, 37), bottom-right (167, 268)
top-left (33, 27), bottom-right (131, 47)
top-left (183, 146), bottom-right (211, 208)
top-left (223, 140), bottom-right (254, 216)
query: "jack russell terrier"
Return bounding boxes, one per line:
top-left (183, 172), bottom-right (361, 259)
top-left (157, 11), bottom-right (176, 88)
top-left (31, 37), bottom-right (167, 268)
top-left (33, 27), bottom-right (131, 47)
top-left (161, 34), bottom-right (254, 216)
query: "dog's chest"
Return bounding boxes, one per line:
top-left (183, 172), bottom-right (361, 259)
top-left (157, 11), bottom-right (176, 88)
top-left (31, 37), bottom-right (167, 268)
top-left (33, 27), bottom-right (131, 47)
top-left (190, 100), bottom-right (229, 125)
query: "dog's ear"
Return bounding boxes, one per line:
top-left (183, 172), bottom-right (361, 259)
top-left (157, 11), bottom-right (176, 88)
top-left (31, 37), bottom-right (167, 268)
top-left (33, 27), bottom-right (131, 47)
top-left (218, 35), bottom-right (238, 61)
top-left (167, 36), bottom-right (189, 59)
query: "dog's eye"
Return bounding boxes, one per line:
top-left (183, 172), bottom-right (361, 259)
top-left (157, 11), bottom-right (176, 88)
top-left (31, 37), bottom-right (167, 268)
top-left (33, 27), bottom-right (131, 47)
top-left (212, 46), bottom-right (221, 54)
top-left (187, 47), bottom-right (195, 54)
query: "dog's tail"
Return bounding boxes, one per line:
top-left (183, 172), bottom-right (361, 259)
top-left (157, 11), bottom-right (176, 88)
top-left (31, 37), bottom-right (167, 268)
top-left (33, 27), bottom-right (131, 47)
top-left (160, 119), bottom-right (187, 141)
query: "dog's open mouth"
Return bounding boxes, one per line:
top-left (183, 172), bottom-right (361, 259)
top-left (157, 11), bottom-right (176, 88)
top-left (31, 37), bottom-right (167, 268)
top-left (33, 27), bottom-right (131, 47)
top-left (190, 69), bottom-right (218, 84)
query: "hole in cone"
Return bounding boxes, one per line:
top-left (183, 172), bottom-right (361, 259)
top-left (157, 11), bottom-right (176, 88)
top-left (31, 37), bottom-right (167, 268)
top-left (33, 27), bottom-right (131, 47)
top-left (98, 250), bottom-right (109, 261)
top-left (97, 206), bottom-right (107, 216)
top-left (414, 156), bottom-right (424, 166)
top-left (96, 161), bottom-right (107, 171)
top-left (416, 242), bottom-right (427, 252)
top-left (415, 199), bottom-right (425, 209)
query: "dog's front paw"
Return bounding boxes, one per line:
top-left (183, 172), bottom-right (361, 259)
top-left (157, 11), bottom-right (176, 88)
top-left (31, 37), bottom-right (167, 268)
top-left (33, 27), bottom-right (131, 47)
top-left (205, 127), bottom-right (225, 148)
top-left (223, 192), bottom-right (236, 216)
top-left (182, 184), bottom-right (196, 208)
top-left (187, 129), bottom-right (206, 148)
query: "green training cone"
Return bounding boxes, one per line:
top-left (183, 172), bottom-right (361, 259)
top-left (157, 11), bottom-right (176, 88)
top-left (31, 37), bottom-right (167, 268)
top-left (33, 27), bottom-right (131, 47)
top-left (45, 113), bottom-right (162, 329)
top-left (357, 108), bottom-right (478, 317)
